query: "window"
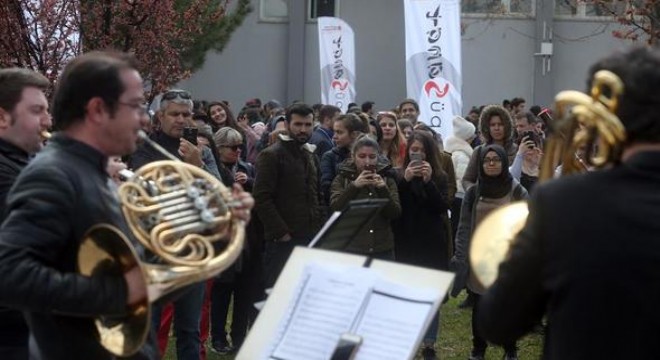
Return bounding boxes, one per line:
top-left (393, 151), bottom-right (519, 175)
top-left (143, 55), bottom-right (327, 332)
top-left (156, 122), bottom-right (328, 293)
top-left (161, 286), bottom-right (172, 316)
top-left (260, 0), bottom-right (289, 22)
top-left (259, 0), bottom-right (339, 23)
top-left (462, 0), bottom-right (534, 16)
top-left (308, 0), bottom-right (338, 21)
top-left (555, 0), bottom-right (641, 18)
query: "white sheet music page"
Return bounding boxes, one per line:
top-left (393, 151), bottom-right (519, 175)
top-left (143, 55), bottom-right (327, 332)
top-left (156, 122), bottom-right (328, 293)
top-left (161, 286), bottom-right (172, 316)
top-left (351, 280), bottom-right (440, 360)
top-left (266, 263), bottom-right (376, 360)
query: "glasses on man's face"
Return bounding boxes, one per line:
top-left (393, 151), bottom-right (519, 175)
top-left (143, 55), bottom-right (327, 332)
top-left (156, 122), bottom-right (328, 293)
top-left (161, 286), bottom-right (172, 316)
top-left (118, 101), bottom-right (149, 116)
top-left (221, 144), bottom-right (242, 152)
top-left (162, 90), bottom-right (192, 101)
top-left (484, 157), bottom-right (502, 164)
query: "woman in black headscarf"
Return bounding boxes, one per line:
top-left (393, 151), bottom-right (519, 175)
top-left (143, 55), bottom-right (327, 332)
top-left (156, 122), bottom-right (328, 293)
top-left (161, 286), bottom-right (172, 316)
top-left (450, 144), bottom-right (528, 360)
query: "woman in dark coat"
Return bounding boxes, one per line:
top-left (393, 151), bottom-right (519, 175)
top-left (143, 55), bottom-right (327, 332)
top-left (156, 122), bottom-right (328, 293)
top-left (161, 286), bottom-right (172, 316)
top-left (393, 131), bottom-right (451, 359)
top-left (328, 136), bottom-right (401, 259)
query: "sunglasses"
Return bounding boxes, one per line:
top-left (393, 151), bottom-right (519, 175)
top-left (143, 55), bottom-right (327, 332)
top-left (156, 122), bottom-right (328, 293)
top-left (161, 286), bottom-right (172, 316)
top-left (221, 144), bottom-right (242, 151)
top-left (162, 90), bottom-right (192, 101)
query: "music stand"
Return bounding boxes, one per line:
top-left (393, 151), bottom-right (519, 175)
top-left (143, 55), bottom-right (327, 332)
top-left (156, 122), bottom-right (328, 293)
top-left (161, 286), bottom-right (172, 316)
top-left (308, 198), bottom-right (388, 251)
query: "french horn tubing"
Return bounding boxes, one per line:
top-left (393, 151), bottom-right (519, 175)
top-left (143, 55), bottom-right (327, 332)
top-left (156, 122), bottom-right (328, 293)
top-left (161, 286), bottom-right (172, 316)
top-left (469, 70), bottom-right (627, 290)
top-left (78, 131), bottom-right (245, 356)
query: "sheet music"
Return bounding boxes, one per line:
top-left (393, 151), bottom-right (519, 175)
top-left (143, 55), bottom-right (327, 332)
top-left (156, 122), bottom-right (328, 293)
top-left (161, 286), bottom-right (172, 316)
top-left (266, 264), bottom-right (376, 360)
top-left (352, 281), bottom-right (439, 360)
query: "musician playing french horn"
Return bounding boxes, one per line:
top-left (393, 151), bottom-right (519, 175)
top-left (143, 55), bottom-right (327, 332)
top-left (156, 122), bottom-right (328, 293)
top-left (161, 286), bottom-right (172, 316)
top-left (0, 51), bottom-right (253, 360)
top-left (477, 46), bottom-right (660, 359)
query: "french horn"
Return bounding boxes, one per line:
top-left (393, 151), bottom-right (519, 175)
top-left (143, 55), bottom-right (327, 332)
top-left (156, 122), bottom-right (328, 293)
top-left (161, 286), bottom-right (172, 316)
top-left (77, 131), bottom-right (245, 356)
top-left (470, 70), bottom-right (627, 289)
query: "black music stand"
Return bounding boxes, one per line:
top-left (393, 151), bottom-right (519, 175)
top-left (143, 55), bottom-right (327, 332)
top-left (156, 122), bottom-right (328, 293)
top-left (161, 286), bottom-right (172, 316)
top-left (308, 198), bottom-right (388, 252)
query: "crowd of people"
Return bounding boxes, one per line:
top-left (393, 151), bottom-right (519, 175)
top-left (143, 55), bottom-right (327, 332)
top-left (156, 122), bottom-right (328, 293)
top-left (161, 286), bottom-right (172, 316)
top-left (0, 45), bottom-right (659, 360)
top-left (114, 83), bottom-right (548, 360)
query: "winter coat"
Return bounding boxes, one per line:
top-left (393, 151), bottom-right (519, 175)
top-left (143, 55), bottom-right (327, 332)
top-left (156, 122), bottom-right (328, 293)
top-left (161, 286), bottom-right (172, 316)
top-left (328, 159), bottom-right (401, 254)
top-left (253, 135), bottom-right (323, 241)
top-left (445, 136), bottom-right (474, 197)
top-left (393, 173), bottom-right (450, 270)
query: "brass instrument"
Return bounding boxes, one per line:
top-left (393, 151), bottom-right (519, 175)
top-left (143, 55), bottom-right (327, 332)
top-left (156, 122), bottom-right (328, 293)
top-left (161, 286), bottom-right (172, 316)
top-left (40, 130), bottom-right (51, 141)
top-left (78, 131), bottom-right (245, 356)
top-left (469, 70), bottom-right (626, 289)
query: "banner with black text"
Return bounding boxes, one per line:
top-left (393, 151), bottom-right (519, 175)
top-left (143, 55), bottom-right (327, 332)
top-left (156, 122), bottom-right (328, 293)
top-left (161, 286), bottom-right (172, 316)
top-left (318, 16), bottom-right (356, 113)
top-left (404, 0), bottom-right (462, 140)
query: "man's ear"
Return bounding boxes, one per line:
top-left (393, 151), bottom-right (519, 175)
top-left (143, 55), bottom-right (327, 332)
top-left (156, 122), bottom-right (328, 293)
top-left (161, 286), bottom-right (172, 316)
top-left (0, 108), bottom-right (11, 130)
top-left (85, 97), bottom-right (107, 124)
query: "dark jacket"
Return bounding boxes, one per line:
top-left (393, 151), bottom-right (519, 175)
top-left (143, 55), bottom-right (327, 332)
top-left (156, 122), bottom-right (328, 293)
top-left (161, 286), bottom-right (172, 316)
top-left (0, 135), bottom-right (157, 360)
top-left (309, 126), bottom-right (334, 160)
top-left (393, 174), bottom-right (450, 270)
top-left (320, 146), bottom-right (350, 205)
top-left (0, 138), bottom-right (30, 352)
top-left (328, 159), bottom-right (401, 254)
top-left (253, 136), bottom-right (323, 241)
top-left (450, 179), bottom-right (528, 296)
top-left (128, 131), bottom-right (221, 181)
top-left (0, 138), bottom-right (29, 217)
top-left (478, 151), bottom-right (660, 359)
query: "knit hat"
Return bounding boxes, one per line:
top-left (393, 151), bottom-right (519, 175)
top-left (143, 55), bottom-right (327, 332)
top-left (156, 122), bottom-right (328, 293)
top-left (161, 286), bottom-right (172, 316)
top-left (452, 116), bottom-right (475, 141)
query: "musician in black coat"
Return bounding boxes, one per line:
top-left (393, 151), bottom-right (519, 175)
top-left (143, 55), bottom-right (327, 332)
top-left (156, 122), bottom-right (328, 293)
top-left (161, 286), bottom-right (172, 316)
top-left (478, 46), bottom-right (660, 359)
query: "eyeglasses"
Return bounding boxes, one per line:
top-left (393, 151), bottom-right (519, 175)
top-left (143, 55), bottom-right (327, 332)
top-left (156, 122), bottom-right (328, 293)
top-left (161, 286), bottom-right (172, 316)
top-left (118, 101), bottom-right (149, 116)
top-left (162, 90), bottom-right (192, 101)
top-left (484, 157), bottom-right (502, 164)
top-left (221, 144), bottom-right (242, 151)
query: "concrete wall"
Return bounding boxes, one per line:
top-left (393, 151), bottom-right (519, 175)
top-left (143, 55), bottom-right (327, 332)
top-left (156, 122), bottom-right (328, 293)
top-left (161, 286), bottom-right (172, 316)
top-left (180, 1), bottom-right (631, 115)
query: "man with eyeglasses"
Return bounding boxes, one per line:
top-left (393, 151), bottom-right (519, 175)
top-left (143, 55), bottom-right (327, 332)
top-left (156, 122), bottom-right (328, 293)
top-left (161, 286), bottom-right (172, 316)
top-left (128, 88), bottom-right (221, 360)
top-left (0, 68), bottom-right (51, 359)
top-left (0, 51), bottom-right (158, 359)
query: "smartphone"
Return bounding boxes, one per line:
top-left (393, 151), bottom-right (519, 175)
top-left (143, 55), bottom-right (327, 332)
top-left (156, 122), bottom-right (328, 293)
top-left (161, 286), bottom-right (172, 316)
top-left (330, 333), bottom-right (362, 360)
top-left (364, 164), bottom-right (376, 173)
top-left (522, 130), bottom-right (538, 148)
top-left (409, 153), bottom-right (423, 167)
top-left (183, 127), bottom-right (198, 145)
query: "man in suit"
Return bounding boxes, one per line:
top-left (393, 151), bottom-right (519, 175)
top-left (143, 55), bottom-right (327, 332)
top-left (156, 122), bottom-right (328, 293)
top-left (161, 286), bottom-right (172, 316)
top-left (477, 46), bottom-right (660, 359)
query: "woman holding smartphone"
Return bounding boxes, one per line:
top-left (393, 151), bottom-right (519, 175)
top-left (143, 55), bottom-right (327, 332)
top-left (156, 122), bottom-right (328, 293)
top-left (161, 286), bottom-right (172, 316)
top-left (328, 136), bottom-right (401, 259)
top-left (393, 131), bottom-right (451, 360)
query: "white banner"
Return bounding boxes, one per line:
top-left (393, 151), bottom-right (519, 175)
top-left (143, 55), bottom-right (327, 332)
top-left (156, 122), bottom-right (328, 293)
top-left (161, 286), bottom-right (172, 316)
top-left (318, 17), bottom-right (356, 113)
top-left (404, 0), bottom-right (462, 140)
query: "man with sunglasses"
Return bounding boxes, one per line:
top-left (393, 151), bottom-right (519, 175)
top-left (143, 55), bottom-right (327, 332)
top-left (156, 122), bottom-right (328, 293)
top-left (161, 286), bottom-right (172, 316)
top-left (128, 88), bottom-right (221, 360)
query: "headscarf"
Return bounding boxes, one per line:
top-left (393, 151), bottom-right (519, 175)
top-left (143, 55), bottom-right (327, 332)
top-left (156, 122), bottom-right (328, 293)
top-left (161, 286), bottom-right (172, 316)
top-left (478, 144), bottom-right (512, 198)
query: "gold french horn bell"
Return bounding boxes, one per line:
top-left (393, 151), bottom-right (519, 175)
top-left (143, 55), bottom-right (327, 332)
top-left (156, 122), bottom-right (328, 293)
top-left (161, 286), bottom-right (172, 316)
top-left (78, 131), bottom-right (246, 356)
top-left (470, 70), bottom-right (626, 290)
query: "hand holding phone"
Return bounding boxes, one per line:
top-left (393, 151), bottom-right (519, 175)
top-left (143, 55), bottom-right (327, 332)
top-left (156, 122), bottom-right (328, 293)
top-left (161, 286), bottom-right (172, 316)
top-left (409, 153), bottom-right (423, 167)
top-left (522, 130), bottom-right (538, 148)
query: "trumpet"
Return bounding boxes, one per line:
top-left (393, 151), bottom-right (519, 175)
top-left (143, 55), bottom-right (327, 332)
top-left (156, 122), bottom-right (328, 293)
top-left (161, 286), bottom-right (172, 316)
top-left (78, 131), bottom-right (245, 356)
top-left (469, 70), bottom-right (627, 290)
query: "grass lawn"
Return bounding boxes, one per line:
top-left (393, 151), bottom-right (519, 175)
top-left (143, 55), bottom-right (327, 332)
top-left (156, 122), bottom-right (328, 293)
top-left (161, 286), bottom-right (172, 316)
top-left (163, 292), bottom-right (543, 360)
